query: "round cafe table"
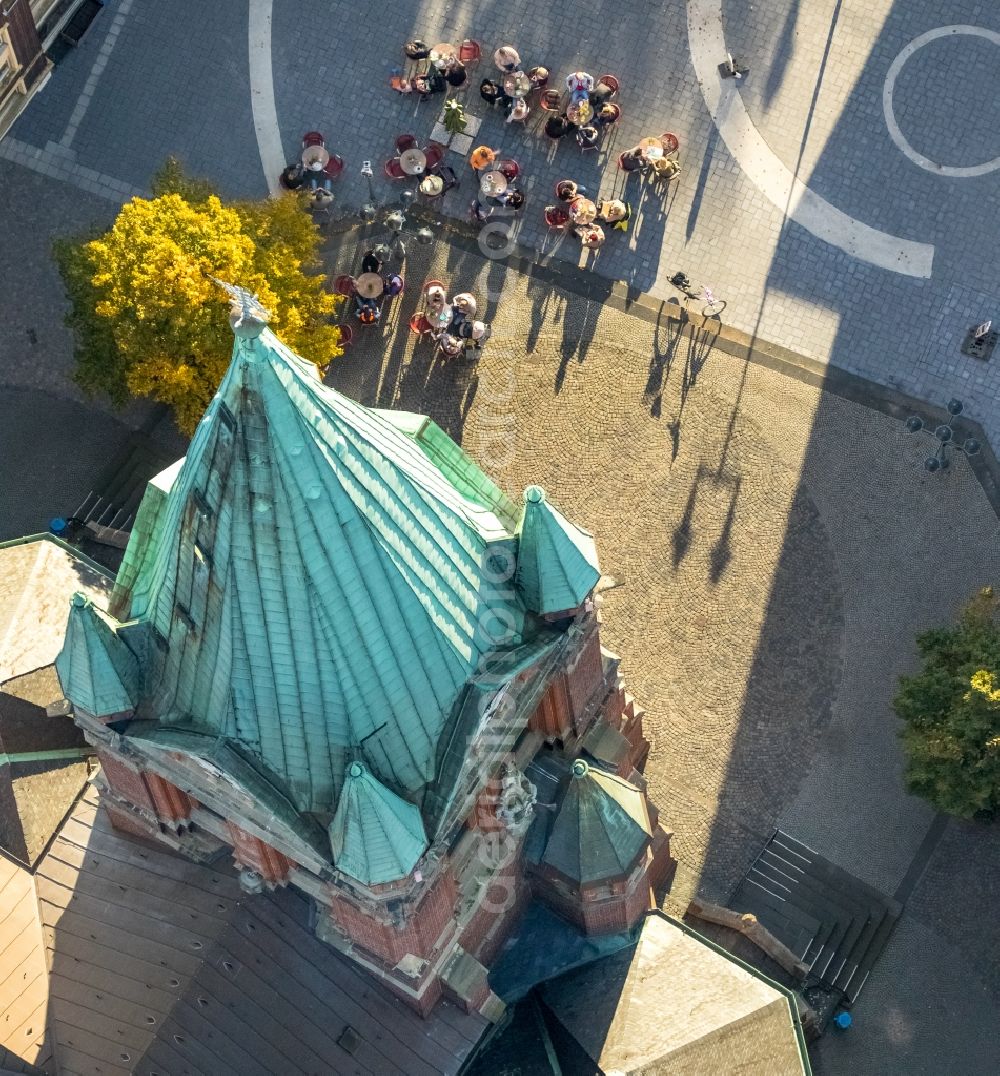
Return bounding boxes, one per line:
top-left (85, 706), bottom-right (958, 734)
top-left (301, 145), bottom-right (330, 168)
top-left (480, 170), bottom-right (508, 197)
top-left (569, 197), bottom-right (597, 225)
top-left (566, 99), bottom-right (593, 126)
top-left (502, 71), bottom-right (531, 98)
top-left (355, 272), bottom-right (385, 299)
top-left (638, 136), bottom-right (665, 160)
top-left (430, 43), bottom-right (457, 67)
top-left (427, 303), bottom-right (454, 328)
top-left (400, 148), bottom-right (427, 175)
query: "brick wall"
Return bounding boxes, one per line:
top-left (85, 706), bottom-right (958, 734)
top-left (565, 628), bottom-right (605, 726)
top-left (144, 770), bottom-right (195, 823)
top-left (225, 821), bottom-right (294, 885)
top-left (101, 799), bottom-right (162, 842)
top-left (97, 751), bottom-right (156, 814)
top-left (528, 672), bottom-right (573, 741)
top-left (458, 863), bottom-right (527, 964)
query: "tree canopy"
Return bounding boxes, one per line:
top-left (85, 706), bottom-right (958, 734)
top-left (894, 587), bottom-right (1000, 819)
top-left (55, 160), bottom-right (341, 434)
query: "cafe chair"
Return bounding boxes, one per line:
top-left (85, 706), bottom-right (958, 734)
top-left (497, 159), bottom-right (520, 181)
top-left (334, 274), bottom-right (356, 297)
top-left (660, 132), bottom-right (680, 155)
top-left (323, 154), bottom-right (344, 179)
top-left (435, 165), bottom-right (459, 193)
top-left (458, 39), bottom-right (482, 65)
top-left (408, 313), bottom-right (435, 338)
top-left (596, 74), bottom-right (620, 97)
top-left (544, 205), bottom-right (571, 231)
top-left (539, 89), bottom-right (562, 112)
top-left (599, 103), bottom-right (622, 126)
top-left (336, 324), bottom-right (354, 349)
top-left (302, 131), bottom-right (325, 148)
top-left (396, 134), bottom-right (419, 154)
top-left (422, 143), bottom-right (445, 170)
top-left (384, 157), bottom-right (407, 179)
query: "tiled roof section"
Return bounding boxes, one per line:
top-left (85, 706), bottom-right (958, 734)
top-left (542, 912), bottom-right (809, 1075)
top-left (108, 329), bottom-right (526, 814)
top-left (34, 792), bottom-right (486, 1075)
top-left (328, 762), bottom-right (427, 885)
top-left (55, 594), bottom-right (139, 717)
top-left (376, 410), bottom-right (519, 530)
top-left (0, 855), bottom-right (51, 1072)
top-left (514, 487), bottom-right (601, 615)
top-left (540, 761), bottom-right (650, 884)
top-left (0, 537), bottom-right (113, 683)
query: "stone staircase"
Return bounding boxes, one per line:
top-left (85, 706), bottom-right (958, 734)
top-left (731, 830), bottom-right (901, 1005)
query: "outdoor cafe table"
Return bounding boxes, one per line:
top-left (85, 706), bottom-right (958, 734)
top-left (566, 99), bottom-right (593, 126)
top-left (569, 196), bottom-right (597, 224)
top-left (355, 272), bottom-right (385, 299)
top-left (427, 302), bottom-right (454, 329)
top-left (502, 71), bottom-right (531, 98)
top-left (430, 43), bottom-right (457, 67)
top-left (400, 148), bottom-right (427, 175)
top-left (480, 170), bottom-right (508, 197)
top-left (301, 144), bottom-right (330, 168)
top-left (638, 136), bottom-right (665, 160)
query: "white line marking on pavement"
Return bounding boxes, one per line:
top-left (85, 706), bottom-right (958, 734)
top-left (0, 136), bottom-right (143, 203)
top-left (248, 0), bottom-right (284, 196)
top-left (59, 0), bottom-right (135, 149)
top-left (883, 25), bottom-right (1000, 178)
top-left (687, 0), bottom-right (935, 279)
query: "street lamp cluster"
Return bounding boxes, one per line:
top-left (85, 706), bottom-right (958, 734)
top-left (360, 161), bottom-right (435, 257)
top-left (905, 398), bottom-right (981, 473)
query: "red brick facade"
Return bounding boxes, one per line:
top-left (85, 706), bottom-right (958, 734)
top-left (226, 821), bottom-right (295, 885)
top-left (565, 628), bottom-right (605, 729)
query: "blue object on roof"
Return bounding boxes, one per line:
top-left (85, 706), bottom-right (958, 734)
top-left (106, 326), bottom-right (529, 815)
top-left (55, 592), bottom-right (139, 717)
top-left (515, 486), bottom-right (601, 615)
top-left (328, 761), bottom-right (427, 885)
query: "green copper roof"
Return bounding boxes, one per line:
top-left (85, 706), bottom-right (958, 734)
top-left (108, 327), bottom-right (527, 815)
top-left (55, 593), bottom-right (139, 717)
top-left (328, 761), bottom-right (427, 885)
top-left (541, 760), bottom-right (651, 884)
top-left (515, 487), bottom-right (601, 615)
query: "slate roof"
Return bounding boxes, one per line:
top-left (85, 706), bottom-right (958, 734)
top-left (54, 594), bottom-right (138, 717)
top-left (514, 486), bottom-right (601, 615)
top-left (538, 760), bottom-right (651, 885)
top-left (0, 789), bottom-right (488, 1076)
top-left (328, 762), bottom-right (427, 885)
top-left (101, 327), bottom-right (529, 817)
top-left (541, 912), bottom-right (811, 1075)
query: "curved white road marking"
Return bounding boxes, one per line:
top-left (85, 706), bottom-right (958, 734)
top-left (249, 0), bottom-right (284, 196)
top-left (687, 0), bottom-right (935, 278)
top-left (883, 25), bottom-right (1000, 178)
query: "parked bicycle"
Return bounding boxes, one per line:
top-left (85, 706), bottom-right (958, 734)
top-left (670, 272), bottom-right (727, 318)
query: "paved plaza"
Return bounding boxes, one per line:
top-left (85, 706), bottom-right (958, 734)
top-left (7, 0), bottom-right (1000, 447)
top-left (2, 1), bottom-right (1000, 1070)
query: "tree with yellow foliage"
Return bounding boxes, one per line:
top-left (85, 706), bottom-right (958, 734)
top-left (55, 160), bottom-right (342, 434)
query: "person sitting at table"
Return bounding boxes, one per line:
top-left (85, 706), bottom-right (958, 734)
top-left (280, 162), bottom-right (305, 190)
top-left (404, 40), bottom-right (431, 61)
top-left (361, 249), bottom-right (383, 274)
top-left (471, 199), bottom-right (493, 223)
top-left (505, 97), bottom-right (529, 124)
top-left (384, 274), bottom-right (404, 298)
top-left (595, 102), bottom-right (620, 127)
top-left (652, 156), bottom-right (682, 181)
top-left (470, 145), bottom-right (497, 171)
top-left (444, 61), bottom-right (468, 88)
top-left (566, 71), bottom-right (594, 95)
top-left (528, 66), bottom-right (549, 90)
top-left (439, 333), bottom-right (464, 357)
top-left (414, 68), bottom-right (446, 97)
top-left (597, 198), bottom-right (631, 231)
top-left (499, 188), bottom-right (525, 211)
top-left (452, 292), bottom-right (477, 317)
top-left (556, 179), bottom-right (584, 202)
top-left (619, 148), bottom-right (648, 173)
top-left (480, 78), bottom-right (502, 106)
top-left (578, 224), bottom-right (605, 249)
top-left (425, 283), bottom-right (447, 308)
top-left (544, 113), bottom-right (572, 139)
top-left (493, 46), bottom-right (521, 72)
top-left (576, 125), bottom-right (600, 150)
top-left (589, 80), bottom-right (615, 106)
top-left (356, 299), bottom-right (381, 324)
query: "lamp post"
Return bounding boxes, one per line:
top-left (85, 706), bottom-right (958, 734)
top-left (905, 398), bottom-right (981, 473)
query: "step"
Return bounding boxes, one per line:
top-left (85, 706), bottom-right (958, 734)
top-left (843, 907), bottom-right (901, 1003)
top-left (756, 850), bottom-right (877, 926)
top-left (770, 830), bottom-right (817, 867)
top-left (734, 877), bottom-right (823, 939)
top-left (831, 911), bottom-right (885, 995)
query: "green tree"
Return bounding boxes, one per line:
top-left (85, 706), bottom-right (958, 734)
top-left (894, 587), bottom-right (1000, 818)
top-left (55, 159), bottom-right (341, 434)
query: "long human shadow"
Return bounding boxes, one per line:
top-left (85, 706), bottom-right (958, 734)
top-left (762, 0), bottom-right (802, 108)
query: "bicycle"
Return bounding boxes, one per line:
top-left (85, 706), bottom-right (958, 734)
top-left (670, 272), bottom-right (727, 318)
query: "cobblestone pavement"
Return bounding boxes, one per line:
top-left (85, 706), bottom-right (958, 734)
top-left (8, 0), bottom-right (1000, 451)
top-left (318, 230), bottom-right (1000, 1073)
